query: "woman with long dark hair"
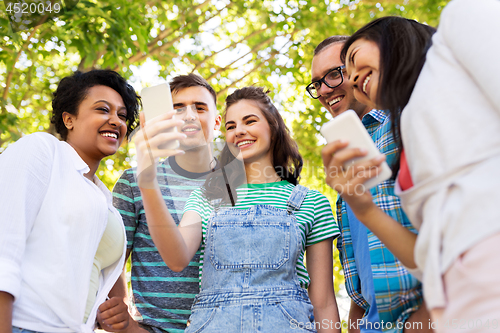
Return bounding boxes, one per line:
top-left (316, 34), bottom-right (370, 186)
top-left (322, 0), bottom-right (500, 330)
top-left (0, 69), bottom-right (140, 333)
top-left (135, 86), bottom-right (341, 332)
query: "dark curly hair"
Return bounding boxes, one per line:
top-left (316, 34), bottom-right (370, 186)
top-left (51, 69), bottom-right (140, 140)
top-left (203, 86), bottom-right (303, 205)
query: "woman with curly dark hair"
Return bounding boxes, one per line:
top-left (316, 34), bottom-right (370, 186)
top-left (0, 69), bottom-right (140, 333)
top-left (135, 86), bottom-right (341, 332)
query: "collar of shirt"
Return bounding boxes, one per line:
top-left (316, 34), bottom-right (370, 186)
top-left (61, 140), bottom-right (90, 175)
top-left (362, 109), bottom-right (389, 127)
top-left (60, 140), bottom-right (113, 206)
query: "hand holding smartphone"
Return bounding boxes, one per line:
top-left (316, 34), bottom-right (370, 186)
top-left (141, 83), bottom-right (179, 150)
top-left (320, 110), bottom-right (392, 189)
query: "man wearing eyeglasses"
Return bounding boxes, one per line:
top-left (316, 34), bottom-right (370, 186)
top-left (309, 36), bottom-right (369, 119)
top-left (310, 37), bottom-right (430, 333)
top-left (110, 74), bottom-right (222, 333)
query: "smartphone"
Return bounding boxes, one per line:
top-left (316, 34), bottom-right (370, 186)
top-left (141, 83), bottom-right (179, 150)
top-left (320, 110), bottom-right (392, 189)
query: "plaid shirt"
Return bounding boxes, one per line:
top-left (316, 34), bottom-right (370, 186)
top-left (336, 109), bottom-right (423, 329)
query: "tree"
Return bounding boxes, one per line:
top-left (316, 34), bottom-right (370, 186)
top-left (0, 0), bottom-right (451, 313)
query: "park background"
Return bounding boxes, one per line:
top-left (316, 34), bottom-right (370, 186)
top-left (0, 0), bottom-right (451, 326)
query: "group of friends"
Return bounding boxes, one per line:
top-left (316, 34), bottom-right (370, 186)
top-left (1, 0), bottom-right (499, 332)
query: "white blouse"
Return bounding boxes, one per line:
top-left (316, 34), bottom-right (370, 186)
top-left (397, 0), bottom-right (500, 310)
top-left (0, 132), bottom-right (126, 332)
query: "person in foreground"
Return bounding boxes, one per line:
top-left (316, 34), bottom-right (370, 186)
top-left (0, 69), bottom-right (141, 333)
top-left (322, 0), bottom-right (500, 331)
top-left (135, 86), bottom-right (341, 332)
top-left (111, 73), bottom-right (221, 333)
top-left (310, 36), bottom-right (427, 332)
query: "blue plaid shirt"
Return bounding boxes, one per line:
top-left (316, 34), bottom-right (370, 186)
top-left (336, 109), bottom-right (423, 329)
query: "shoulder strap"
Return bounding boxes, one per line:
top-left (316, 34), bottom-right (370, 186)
top-left (286, 184), bottom-right (309, 213)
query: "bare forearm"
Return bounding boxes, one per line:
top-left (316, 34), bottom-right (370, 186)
top-left (314, 302), bottom-right (341, 333)
top-left (348, 300), bottom-right (363, 333)
top-left (0, 291), bottom-right (14, 333)
top-left (109, 249), bottom-right (132, 301)
top-left (322, 142), bottom-right (417, 268)
top-left (139, 186), bottom-right (191, 271)
top-left (356, 203), bottom-right (417, 268)
top-left (307, 239), bottom-right (340, 333)
top-left (108, 270), bottom-right (129, 303)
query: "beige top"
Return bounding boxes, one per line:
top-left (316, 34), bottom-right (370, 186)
top-left (83, 210), bottom-right (125, 322)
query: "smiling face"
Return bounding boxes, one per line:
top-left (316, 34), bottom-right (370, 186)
top-left (345, 38), bottom-right (381, 110)
top-left (224, 100), bottom-right (273, 165)
top-left (64, 85), bottom-right (127, 166)
top-left (172, 86), bottom-right (221, 151)
top-left (311, 42), bottom-right (369, 118)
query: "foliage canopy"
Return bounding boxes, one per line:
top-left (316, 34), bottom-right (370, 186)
top-left (0, 0), bottom-right (451, 300)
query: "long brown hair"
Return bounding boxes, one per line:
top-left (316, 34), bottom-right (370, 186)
top-left (203, 86), bottom-right (303, 205)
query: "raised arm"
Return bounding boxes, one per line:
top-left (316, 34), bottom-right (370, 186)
top-left (321, 140), bottom-right (417, 269)
top-left (135, 112), bottom-right (202, 272)
top-left (139, 187), bottom-right (202, 272)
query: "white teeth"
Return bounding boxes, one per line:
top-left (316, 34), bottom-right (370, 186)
top-left (363, 74), bottom-right (371, 94)
top-left (101, 132), bottom-right (118, 139)
top-left (328, 96), bottom-right (343, 106)
top-left (183, 128), bottom-right (198, 132)
top-left (237, 140), bottom-right (255, 147)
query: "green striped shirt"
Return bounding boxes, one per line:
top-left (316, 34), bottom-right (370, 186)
top-left (184, 180), bottom-right (339, 289)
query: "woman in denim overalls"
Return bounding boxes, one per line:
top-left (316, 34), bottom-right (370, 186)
top-left (137, 87), bottom-right (341, 332)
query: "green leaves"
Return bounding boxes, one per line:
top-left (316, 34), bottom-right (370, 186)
top-left (0, 0), bottom-right (453, 203)
top-left (0, 0), bottom-right (453, 309)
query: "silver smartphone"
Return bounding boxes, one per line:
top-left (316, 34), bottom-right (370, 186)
top-left (141, 83), bottom-right (179, 150)
top-left (320, 110), bottom-right (392, 189)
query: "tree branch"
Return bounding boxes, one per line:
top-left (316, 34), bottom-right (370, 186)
top-left (217, 34), bottom-right (296, 96)
top-left (191, 22), bottom-right (278, 73)
top-left (148, 0), bottom-right (211, 47)
top-left (2, 16), bottom-right (49, 106)
top-left (14, 54), bottom-right (35, 110)
top-left (218, 49), bottom-right (281, 96)
top-left (123, 0), bottom-right (229, 67)
top-left (206, 34), bottom-right (276, 80)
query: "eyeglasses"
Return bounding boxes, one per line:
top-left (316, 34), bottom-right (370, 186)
top-left (306, 65), bottom-right (345, 99)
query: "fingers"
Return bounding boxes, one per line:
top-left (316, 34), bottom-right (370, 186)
top-left (333, 147), bottom-right (368, 167)
top-left (322, 140), bottom-right (369, 180)
top-left (138, 119), bottom-right (184, 142)
top-left (141, 110), bottom-right (177, 125)
top-left (135, 124), bottom-right (186, 162)
top-left (349, 161), bottom-right (383, 186)
top-left (322, 140), bottom-right (370, 171)
top-left (97, 297), bottom-right (130, 332)
top-left (141, 131), bottom-right (186, 150)
top-left (321, 140), bottom-right (349, 166)
top-left (322, 139), bottom-right (386, 193)
top-left (344, 154), bottom-right (385, 176)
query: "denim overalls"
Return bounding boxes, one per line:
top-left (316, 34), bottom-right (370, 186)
top-left (185, 185), bottom-right (317, 333)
